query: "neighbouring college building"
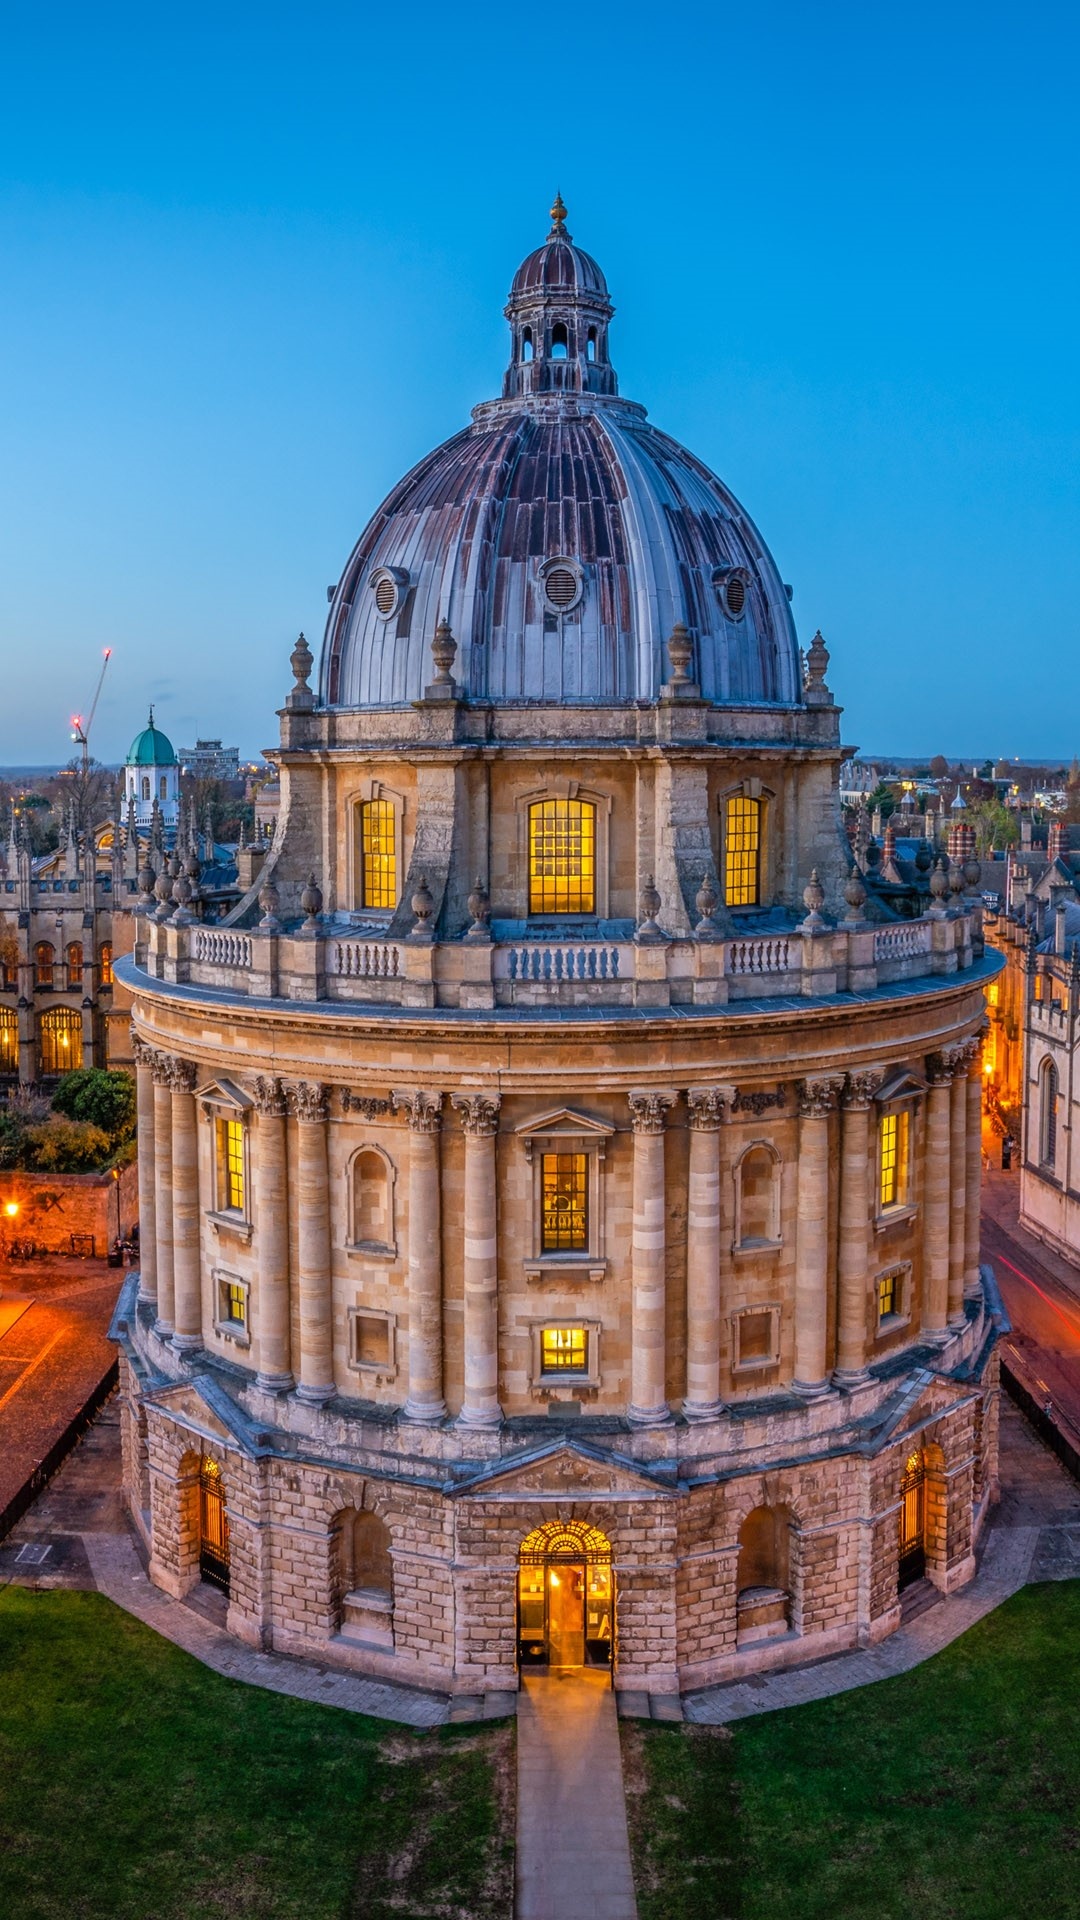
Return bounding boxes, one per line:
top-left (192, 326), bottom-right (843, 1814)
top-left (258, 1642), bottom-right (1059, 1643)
top-left (112, 202), bottom-right (1002, 1701)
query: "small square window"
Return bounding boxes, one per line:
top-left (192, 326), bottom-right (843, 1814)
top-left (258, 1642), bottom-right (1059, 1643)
top-left (222, 1282), bottom-right (246, 1326)
top-left (348, 1308), bottom-right (396, 1376)
top-left (540, 1326), bottom-right (589, 1376)
top-left (214, 1271), bottom-right (249, 1343)
top-left (732, 1304), bottom-right (780, 1374)
top-left (876, 1264), bottom-right (909, 1329)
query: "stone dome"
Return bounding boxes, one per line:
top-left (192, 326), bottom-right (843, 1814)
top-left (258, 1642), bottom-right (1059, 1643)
top-left (321, 202), bottom-right (803, 711)
top-left (126, 712), bottom-right (176, 766)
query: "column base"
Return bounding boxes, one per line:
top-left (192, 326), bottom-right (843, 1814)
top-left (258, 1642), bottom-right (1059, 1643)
top-left (455, 1407), bottom-right (503, 1432)
top-left (627, 1402), bottom-right (673, 1429)
top-left (255, 1371), bottom-right (295, 1395)
top-left (153, 1318), bottom-right (174, 1342)
top-left (947, 1311), bottom-right (968, 1331)
top-left (791, 1376), bottom-right (830, 1400)
top-left (831, 1366), bottom-right (871, 1390)
top-left (171, 1333), bottom-right (202, 1355)
top-left (402, 1398), bottom-right (448, 1425)
top-left (294, 1381), bottom-right (335, 1406)
top-left (683, 1397), bottom-right (725, 1423)
top-left (923, 1325), bottom-right (951, 1348)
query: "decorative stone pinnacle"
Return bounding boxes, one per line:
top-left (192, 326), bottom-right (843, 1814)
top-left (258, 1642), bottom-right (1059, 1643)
top-left (300, 873), bottom-right (323, 931)
top-left (635, 875), bottom-right (665, 943)
top-left (286, 632), bottom-right (315, 712)
top-left (549, 191), bottom-right (569, 237)
top-left (666, 623), bottom-right (692, 683)
top-left (803, 629), bottom-right (832, 706)
top-left (694, 872), bottom-right (720, 938)
top-left (799, 868), bottom-right (827, 933)
top-left (466, 875), bottom-right (491, 940)
top-left (410, 875), bottom-right (435, 941)
top-left (843, 866), bottom-right (868, 923)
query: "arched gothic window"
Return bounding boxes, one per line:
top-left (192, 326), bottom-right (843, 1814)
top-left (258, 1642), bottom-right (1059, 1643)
top-left (1039, 1057), bottom-right (1059, 1168)
top-left (99, 942), bottom-right (114, 986)
top-left (34, 941), bottom-right (54, 989)
top-left (159, 776), bottom-right (168, 801)
top-left (38, 1006), bottom-right (83, 1073)
top-left (66, 942), bottom-right (83, 988)
top-left (0, 1007), bottom-right (17, 1074)
top-left (141, 777), bottom-right (150, 801)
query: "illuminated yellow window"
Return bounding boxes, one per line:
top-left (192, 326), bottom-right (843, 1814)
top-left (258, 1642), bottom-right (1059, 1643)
top-left (359, 800), bottom-right (397, 910)
top-left (223, 1282), bottom-right (246, 1326)
top-left (528, 799), bottom-right (596, 915)
top-left (541, 1152), bottom-right (588, 1252)
top-left (38, 1007), bottom-right (83, 1073)
top-left (216, 1118), bottom-right (245, 1213)
top-left (879, 1109), bottom-right (910, 1210)
top-left (724, 795), bottom-right (761, 907)
top-left (99, 943), bottom-right (114, 986)
top-left (0, 1009), bottom-right (17, 1072)
top-left (540, 1326), bottom-right (588, 1374)
top-left (878, 1270), bottom-right (898, 1318)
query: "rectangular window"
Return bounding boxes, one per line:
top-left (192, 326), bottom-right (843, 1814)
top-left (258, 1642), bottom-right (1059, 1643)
top-left (223, 1282), bottom-right (246, 1326)
top-left (724, 795), bottom-right (761, 907)
top-left (878, 1109), bottom-right (909, 1210)
top-left (540, 1326), bottom-right (589, 1375)
top-left (540, 1152), bottom-right (588, 1252)
top-left (360, 799), bottom-right (397, 910)
top-left (216, 1118), bottom-right (245, 1213)
top-left (528, 799), bottom-right (596, 915)
top-left (732, 1305), bottom-right (780, 1372)
top-left (878, 1270), bottom-right (897, 1318)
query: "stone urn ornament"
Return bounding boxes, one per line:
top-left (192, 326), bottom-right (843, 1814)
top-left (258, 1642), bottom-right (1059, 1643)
top-left (258, 874), bottom-right (282, 931)
top-left (928, 857), bottom-right (949, 917)
top-left (301, 873), bottom-right (323, 933)
top-left (843, 866), bottom-right (868, 923)
top-left (694, 872), bottom-right (720, 939)
top-left (800, 868), bottom-right (827, 933)
top-left (410, 875), bottom-right (435, 940)
top-left (636, 874), bottom-right (665, 943)
top-left (466, 876), bottom-right (491, 940)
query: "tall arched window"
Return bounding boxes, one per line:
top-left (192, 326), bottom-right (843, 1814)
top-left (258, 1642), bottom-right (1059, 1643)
top-left (66, 942), bottom-right (83, 988)
top-left (528, 798), bottom-right (596, 915)
top-left (99, 942), bottom-right (114, 986)
top-left (724, 794), bottom-right (761, 907)
top-left (159, 776), bottom-right (168, 801)
top-left (199, 1458), bottom-right (230, 1593)
top-left (0, 1007), bottom-right (17, 1074)
top-left (38, 1006), bottom-right (83, 1073)
top-left (1039, 1058), bottom-right (1059, 1168)
top-left (522, 326), bottom-right (534, 363)
top-left (351, 1147), bottom-right (395, 1252)
top-left (34, 942), bottom-right (55, 989)
top-left (586, 326), bottom-right (597, 362)
top-left (358, 799), bottom-right (397, 910)
top-left (141, 777), bottom-right (150, 801)
top-left (550, 321), bottom-right (569, 360)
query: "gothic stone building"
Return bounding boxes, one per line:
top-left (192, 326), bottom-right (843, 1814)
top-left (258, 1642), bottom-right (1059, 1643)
top-left (112, 203), bottom-right (1001, 1701)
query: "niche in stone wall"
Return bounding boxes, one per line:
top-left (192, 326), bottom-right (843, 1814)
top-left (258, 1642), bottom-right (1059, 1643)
top-left (333, 1507), bottom-right (394, 1649)
top-left (735, 1503), bottom-right (793, 1646)
top-left (733, 1142), bottom-right (782, 1250)
top-left (349, 1146), bottom-right (396, 1256)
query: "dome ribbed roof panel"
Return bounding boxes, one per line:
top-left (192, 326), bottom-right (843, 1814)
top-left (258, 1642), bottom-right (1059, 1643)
top-left (321, 404), bottom-right (802, 708)
top-left (510, 238), bottom-right (609, 298)
top-left (126, 722), bottom-right (176, 766)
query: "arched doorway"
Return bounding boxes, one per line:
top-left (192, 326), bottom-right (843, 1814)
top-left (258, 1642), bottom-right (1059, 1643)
top-left (517, 1519), bottom-right (614, 1672)
top-left (199, 1459), bottom-right (230, 1593)
top-left (898, 1448), bottom-right (926, 1589)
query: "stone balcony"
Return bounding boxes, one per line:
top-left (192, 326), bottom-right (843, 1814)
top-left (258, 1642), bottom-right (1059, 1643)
top-left (128, 904), bottom-right (985, 1015)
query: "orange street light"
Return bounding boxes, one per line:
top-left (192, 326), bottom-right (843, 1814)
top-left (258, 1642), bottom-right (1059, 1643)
top-left (4, 1201), bottom-right (18, 1218)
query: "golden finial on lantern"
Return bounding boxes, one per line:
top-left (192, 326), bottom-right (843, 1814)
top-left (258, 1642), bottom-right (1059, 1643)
top-left (549, 191), bottom-right (568, 236)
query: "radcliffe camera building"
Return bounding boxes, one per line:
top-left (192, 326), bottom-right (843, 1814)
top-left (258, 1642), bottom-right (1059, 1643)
top-left (112, 203), bottom-right (1001, 1699)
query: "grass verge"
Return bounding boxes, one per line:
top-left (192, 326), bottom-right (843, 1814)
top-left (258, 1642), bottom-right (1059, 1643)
top-left (624, 1580), bottom-right (1080, 1920)
top-left (0, 1587), bottom-right (513, 1920)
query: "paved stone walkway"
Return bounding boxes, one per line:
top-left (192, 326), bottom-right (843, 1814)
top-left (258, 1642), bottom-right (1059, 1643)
top-left (516, 1670), bottom-right (638, 1920)
top-left (686, 1400), bottom-right (1080, 1725)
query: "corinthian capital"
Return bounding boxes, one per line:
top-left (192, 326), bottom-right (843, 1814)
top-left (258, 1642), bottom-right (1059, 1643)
top-left (797, 1074), bottom-right (844, 1118)
top-left (686, 1085), bottom-right (736, 1131)
top-left (451, 1092), bottom-right (501, 1136)
top-left (251, 1075), bottom-right (286, 1116)
top-left (628, 1089), bottom-right (678, 1134)
top-left (392, 1088), bottom-right (444, 1133)
top-left (842, 1069), bottom-right (885, 1111)
top-left (131, 1031), bottom-right (154, 1070)
top-left (164, 1055), bottom-right (197, 1094)
top-left (925, 1052), bottom-right (955, 1088)
top-left (285, 1079), bottom-right (328, 1122)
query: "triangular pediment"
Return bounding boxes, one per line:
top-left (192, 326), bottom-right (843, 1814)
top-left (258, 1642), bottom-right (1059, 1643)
top-left (194, 1076), bottom-right (252, 1113)
top-left (449, 1438), bottom-right (679, 1500)
top-left (144, 1377), bottom-right (257, 1453)
top-left (514, 1107), bottom-right (615, 1143)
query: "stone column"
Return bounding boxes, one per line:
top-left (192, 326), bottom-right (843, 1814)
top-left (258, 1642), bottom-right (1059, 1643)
top-left (948, 1047), bottom-right (970, 1327)
top-left (393, 1090), bottom-right (446, 1423)
top-left (834, 1071), bottom-right (883, 1385)
top-left (170, 1059), bottom-right (201, 1352)
top-left (964, 1035), bottom-right (985, 1299)
top-left (684, 1085), bottom-right (734, 1420)
top-left (132, 1035), bottom-right (157, 1307)
top-left (151, 1050), bottom-right (175, 1338)
top-left (923, 1055), bottom-right (953, 1342)
top-left (253, 1076), bottom-right (293, 1392)
top-left (451, 1093), bottom-right (502, 1430)
top-left (627, 1089), bottom-right (677, 1427)
top-left (793, 1076), bottom-right (843, 1396)
top-left (286, 1081), bottom-right (334, 1404)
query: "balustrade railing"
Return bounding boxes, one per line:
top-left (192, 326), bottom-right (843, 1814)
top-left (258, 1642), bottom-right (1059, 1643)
top-left (726, 934), bottom-right (793, 977)
top-left (503, 944), bottom-right (622, 983)
top-left (193, 930), bottom-right (251, 969)
top-left (329, 940), bottom-right (402, 980)
top-left (873, 922), bottom-right (931, 962)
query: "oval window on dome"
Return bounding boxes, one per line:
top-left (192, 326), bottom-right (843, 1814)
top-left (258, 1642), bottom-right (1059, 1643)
top-left (542, 560), bottom-right (582, 614)
top-left (370, 570), bottom-right (405, 619)
top-left (724, 575), bottom-right (746, 619)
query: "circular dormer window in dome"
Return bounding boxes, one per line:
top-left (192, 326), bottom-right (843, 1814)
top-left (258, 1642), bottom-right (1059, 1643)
top-left (369, 568), bottom-right (407, 619)
top-left (540, 558), bottom-right (583, 614)
top-left (715, 568), bottom-right (749, 621)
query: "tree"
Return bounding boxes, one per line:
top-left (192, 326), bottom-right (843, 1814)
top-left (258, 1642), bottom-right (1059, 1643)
top-left (51, 1068), bottom-right (136, 1145)
top-left (928, 755), bottom-right (949, 781)
top-left (966, 799), bottom-right (1019, 856)
top-left (866, 782), bottom-right (896, 819)
top-left (47, 757), bottom-right (116, 834)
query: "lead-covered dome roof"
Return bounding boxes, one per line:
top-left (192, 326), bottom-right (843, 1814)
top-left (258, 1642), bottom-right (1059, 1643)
top-left (321, 200), bottom-right (802, 710)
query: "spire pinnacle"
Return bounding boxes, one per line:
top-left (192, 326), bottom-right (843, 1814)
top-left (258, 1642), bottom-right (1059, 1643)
top-left (548, 191), bottom-right (569, 238)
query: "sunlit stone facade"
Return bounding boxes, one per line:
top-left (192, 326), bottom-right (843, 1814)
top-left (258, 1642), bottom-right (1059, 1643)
top-left (113, 205), bottom-right (1001, 1699)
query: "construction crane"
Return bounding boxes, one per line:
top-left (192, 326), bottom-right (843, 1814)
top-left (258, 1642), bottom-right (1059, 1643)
top-left (70, 647), bottom-right (113, 775)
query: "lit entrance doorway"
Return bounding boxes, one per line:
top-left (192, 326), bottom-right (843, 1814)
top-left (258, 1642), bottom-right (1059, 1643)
top-left (517, 1520), bottom-right (614, 1675)
top-left (898, 1448), bottom-right (926, 1590)
top-left (199, 1459), bottom-right (230, 1594)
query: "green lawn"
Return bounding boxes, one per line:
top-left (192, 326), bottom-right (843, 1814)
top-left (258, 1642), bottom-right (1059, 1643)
top-left (624, 1581), bottom-right (1080, 1920)
top-left (0, 1588), bottom-right (513, 1920)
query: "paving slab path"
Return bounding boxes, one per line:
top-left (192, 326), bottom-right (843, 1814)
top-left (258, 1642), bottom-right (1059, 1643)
top-left (516, 1669), bottom-right (638, 1920)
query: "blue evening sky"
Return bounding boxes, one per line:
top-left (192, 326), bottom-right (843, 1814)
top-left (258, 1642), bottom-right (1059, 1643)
top-left (1, 2), bottom-right (1076, 766)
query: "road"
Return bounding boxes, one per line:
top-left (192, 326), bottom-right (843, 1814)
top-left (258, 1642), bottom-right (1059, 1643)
top-left (0, 1256), bottom-right (119, 1524)
top-left (981, 1169), bottom-right (1080, 1444)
